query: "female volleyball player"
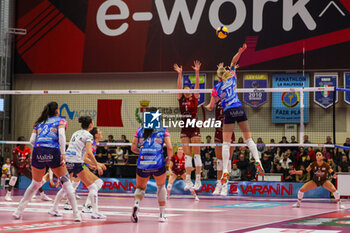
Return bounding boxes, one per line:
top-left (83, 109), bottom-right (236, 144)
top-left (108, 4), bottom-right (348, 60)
top-left (290, 151), bottom-right (345, 209)
top-left (205, 43), bottom-right (264, 189)
top-left (174, 60), bottom-right (202, 191)
top-left (13, 102), bottom-right (81, 221)
top-left (167, 146), bottom-right (199, 201)
top-left (49, 116), bottom-right (106, 219)
top-left (131, 107), bottom-right (173, 223)
top-left (5, 136), bottom-right (51, 201)
top-left (213, 98), bottom-right (235, 196)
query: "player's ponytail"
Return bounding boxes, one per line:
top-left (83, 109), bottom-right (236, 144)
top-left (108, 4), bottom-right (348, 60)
top-left (35, 102), bottom-right (58, 125)
top-left (217, 68), bottom-right (233, 82)
top-left (143, 107), bottom-right (157, 139)
top-left (79, 116), bottom-right (92, 129)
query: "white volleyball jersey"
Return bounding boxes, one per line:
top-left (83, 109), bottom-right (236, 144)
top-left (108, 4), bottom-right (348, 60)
top-left (65, 129), bottom-right (93, 163)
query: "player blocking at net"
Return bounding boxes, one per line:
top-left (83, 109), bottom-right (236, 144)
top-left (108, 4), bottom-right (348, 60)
top-left (205, 43), bottom-right (264, 189)
top-left (174, 60), bottom-right (203, 191)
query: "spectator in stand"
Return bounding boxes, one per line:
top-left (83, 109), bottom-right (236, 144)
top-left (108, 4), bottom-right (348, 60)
top-left (285, 149), bottom-right (295, 164)
top-left (261, 152), bottom-right (273, 173)
top-left (201, 135), bottom-right (215, 158)
top-left (257, 137), bottom-right (265, 153)
top-left (120, 135), bottom-right (131, 155)
top-left (280, 152), bottom-right (292, 169)
top-left (338, 155), bottom-right (349, 172)
top-left (96, 152), bottom-right (106, 164)
top-left (295, 147), bottom-right (307, 168)
top-left (237, 137), bottom-right (244, 144)
top-left (240, 146), bottom-right (250, 159)
top-left (327, 158), bottom-right (337, 172)
top-left (303, 135), bottom-right (311, 144)
top-left (274, 147), bottom-right (282, 162)
top-left (285, 162), bottom-right (296, 182)
top-left (115, 146), bottom-right (124, 162)
top-left (236, 153), bottom-right (249, 179)
top-left (212, 158), bottom-right (218, 180)
top-left (272, 162), bottom-right (285, 180)
top-left (246, 157), bottom-right (257, 181)
top-left (104, 135), bottom-right (117, 154)
top-left (202, 153), bottom-right (214, 180)
top-left (270, 139), bottom-right (277, 155)
top-left (321, 147), bottom-right (331, 161)
top-left (104, 153), bottom-right (115, 178)
top-left (296, 164), bottom-right (310, 183)
top-left (307, 147), bottom-right (316, 161)
top-left (343, 138), bottom-right (350, 157)
top-left (279, 136), bottom-right (289, 153)
top-left (1, 158), bottom-right (12, 188)
top-left (230, 163), bottom-right (241, 181)
top-left (325, 136), bottom-right (334, 155)
top-left (290, 136), bottom-right (298, 153)
top-left (303, 154), bottom-right (312, 168)
top-left (123, 154), bottom-right (129, 165)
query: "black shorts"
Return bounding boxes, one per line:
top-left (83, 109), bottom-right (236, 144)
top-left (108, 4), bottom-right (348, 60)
top-left (66, 162), bottom-right (86, 178)
top-left (312, 179), bottom-right (327, 187)
top-left (136, 166), bottom-right (166, 178)
top-left (31, 147), bottom-right (61, 169)
top-left (224, 106), bottom-right (248, 124)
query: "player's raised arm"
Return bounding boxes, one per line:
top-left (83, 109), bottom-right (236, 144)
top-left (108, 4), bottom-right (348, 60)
top-left (230, 43), bottom-right (247, 68)
top-left (192, 60), bottom-right (201, 99)
top-left (174, 64), bottom-right (183, 100)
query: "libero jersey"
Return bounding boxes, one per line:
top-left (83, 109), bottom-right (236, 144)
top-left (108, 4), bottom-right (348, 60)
top-left (65, 129), bottom-right (94, 163)
top-left (34, 117), bottom-right (67, 149)
top-left (134, 126), bottom-right (170, 169)
top-left (212, 67), bottom-right (242, 111)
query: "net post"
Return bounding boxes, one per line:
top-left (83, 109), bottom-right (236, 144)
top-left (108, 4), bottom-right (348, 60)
top-left (300, 90), bottom-right (304, 145)
top-left (333, 86), bottom-right (336, 148)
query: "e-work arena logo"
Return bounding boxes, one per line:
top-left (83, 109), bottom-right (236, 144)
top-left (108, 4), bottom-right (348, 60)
top-left (143, 110), bottom-right (161, 129)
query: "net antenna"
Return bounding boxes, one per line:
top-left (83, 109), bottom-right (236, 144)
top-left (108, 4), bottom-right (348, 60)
top-left (299, 41), bottom-right (306, 146)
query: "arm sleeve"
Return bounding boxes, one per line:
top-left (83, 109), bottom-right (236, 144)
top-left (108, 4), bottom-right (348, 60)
top-left (59, 128), bottom-right (66, 155)
top-left (29, 133), bottom-right (36, 147)
top-left (49, 169), bottom-right (53, 180)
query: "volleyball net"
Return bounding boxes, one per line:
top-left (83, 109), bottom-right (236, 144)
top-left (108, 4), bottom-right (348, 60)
top-left (1, 86), bottom-right (349, 151)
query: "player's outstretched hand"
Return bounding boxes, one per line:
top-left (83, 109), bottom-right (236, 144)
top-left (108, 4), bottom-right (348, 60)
top-left (192, 60), bottom-right (201, 71)
top-left (174, 64), bottom-right (182, 73)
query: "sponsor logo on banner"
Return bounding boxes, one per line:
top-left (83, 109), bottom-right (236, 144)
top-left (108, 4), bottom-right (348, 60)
top-left (272, 74), bottom-right (309, 123)
top-left (314, 73), bottom-right (338, 108)
top-left (344, 72), bottom-right (350, 105)
top-left (59, 103), bottom-right (97, 120)
top-left (182, 74), bottom-right (206, 106)
top-left (243, 74), bottom-right (268, 108)
top-left (143, 110), bottom-right (162, 129)
top-left (19, 177), bottom-right (329, 197)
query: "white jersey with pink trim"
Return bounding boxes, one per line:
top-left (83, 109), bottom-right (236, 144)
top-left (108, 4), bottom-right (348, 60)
top-left (34, 116), bottom-right (67, 149)
top-left (65, 129), bottom-right (94, 163)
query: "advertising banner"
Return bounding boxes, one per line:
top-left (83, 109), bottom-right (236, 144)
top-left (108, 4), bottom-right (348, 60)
top-left (20, 177), bottom-right (329, 198)
top-left (272, 74), bottom-right (309, 123)
top-left (243, 74), bottom-right (268, 108)
top-left (314, 73), bottom-right (338, 108)
top-left (344, 72), bottom-right (350, 105)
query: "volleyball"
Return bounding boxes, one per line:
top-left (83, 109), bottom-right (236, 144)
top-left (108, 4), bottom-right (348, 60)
top-left (2, 167), bottom-right (8, 174)
top-left (216, 26), bottom-right (229, 39)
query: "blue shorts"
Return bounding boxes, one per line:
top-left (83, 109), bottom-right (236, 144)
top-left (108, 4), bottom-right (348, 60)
top-left (32, 147), bottom-right (61, 169)
top-left (136, 166), bottom-right (166, 178)
top-left (224, 106), bottom-right (248, 124)
top-left (66, 162), bottom-right (86, 178)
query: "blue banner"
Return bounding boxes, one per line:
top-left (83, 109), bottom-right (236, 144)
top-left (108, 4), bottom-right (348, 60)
top-left (182, 74), bottom-right (206, 106)
top-left (272, 74), bottom-right (309, 123)
top-left (243, 74), bottom-right (268, 108)
top-left (344, 73), bottom-right (350, 105)
top-left (314, 73), bottom-right (338, 109)
top-left (19, 176), bottom-right (328, 198)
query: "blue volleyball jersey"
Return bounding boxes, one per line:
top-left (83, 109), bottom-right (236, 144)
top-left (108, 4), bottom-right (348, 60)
top-left (134, 126), bottom-right (170, 170)
top-left (92, 140), bottom-right (97, 155)
top-left (212, 68), bottom-right (242, 111)
top-left (34, 117), bottom-right (67, 149)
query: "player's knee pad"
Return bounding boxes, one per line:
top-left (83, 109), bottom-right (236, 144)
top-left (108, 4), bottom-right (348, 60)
top-left (94, 179), bottom-right (104, 190)
top-left (9, 176), bottom-right (18, 186)
top-left (194, 154), bottom-right (202, 167)
top-left (185, 155), bottom-right (193, 168)
top-left (29, 180), bottom-right (42, 192)
top-left (134, 188), bottom-right (145, 198)
top-left (87, 183), bottom-right (98, 195)
top-left (157, 185), bottom-right (167, 202)
top-left (59, 172), bottom-right (70, 185)
top-left (217, 159), bottom-right (223, 171)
